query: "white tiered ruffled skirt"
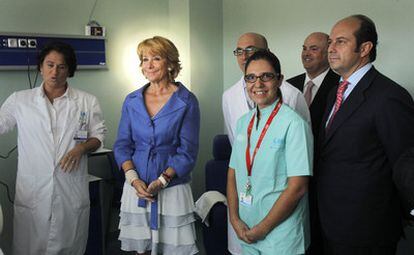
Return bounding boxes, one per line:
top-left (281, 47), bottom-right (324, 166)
top-left (119, 182), bottom-right (198, 255)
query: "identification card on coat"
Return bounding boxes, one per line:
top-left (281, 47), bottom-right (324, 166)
top-left (240, 192), bottom-right (253, 206)
top-left (74, 130), bottom-right (88, 141)
top-left (74, 111), bottom-right (89, 141)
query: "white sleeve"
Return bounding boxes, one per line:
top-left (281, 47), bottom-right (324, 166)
top-left (293, 92), bottom-right (311, 124)
top-left (88, 96), bottom-right (107, 144)
top-left (0, 93), bottom-right (18, 135)
top-left (222, 93), bottom-right (234, 145)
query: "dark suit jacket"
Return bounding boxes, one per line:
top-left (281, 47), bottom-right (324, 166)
top-left (393, 147), bottom-right (414, 220)
top-left (288, 70), bottom-right (339, 254)
top-left (316, 67), bottom-right (414, 245)
top-left (287, 69), bottom-right (339, 141)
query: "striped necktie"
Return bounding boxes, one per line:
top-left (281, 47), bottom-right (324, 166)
top-left (326, 80), bottom-right (349, 129)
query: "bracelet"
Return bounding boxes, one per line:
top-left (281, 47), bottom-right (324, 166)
top-left (158, 175), bottom-right (169, 188)
top-left (125, 169), bottom-right (138, 186)
top-left (162, 171), bottom-right (173, 182)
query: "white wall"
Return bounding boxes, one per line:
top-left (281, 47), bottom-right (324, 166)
top-left (223, 0), bottom-right (414, 97)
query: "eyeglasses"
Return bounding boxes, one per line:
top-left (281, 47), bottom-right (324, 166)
top-left (233, 46), bottom-right (259, 56)
top-left (244, 72), bottom-right (278, 83)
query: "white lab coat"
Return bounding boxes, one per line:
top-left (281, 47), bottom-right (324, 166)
top-left (0, 84), bottom-right (106, 255)
top-left (223, 76), bottom-right (310, 144)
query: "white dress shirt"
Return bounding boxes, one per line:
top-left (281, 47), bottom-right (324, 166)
top-left (304, 68), bottom-right (330, 104)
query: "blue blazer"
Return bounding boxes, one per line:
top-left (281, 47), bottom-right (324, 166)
top-left (114, 82), bottom-right (200, 187)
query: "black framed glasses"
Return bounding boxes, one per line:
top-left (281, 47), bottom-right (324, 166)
top-left (244, 72), bottom-right (278, 83)
top-left (233, 46), bottom-right (259, 56)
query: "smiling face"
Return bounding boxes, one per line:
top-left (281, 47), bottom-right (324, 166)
top-left (40, 50), bottom-right (69, 89)
top-left (245, 59), bottom-right (282, 109)
top-left (140, 51), bottom-right (169, 84)
top-left (301, 32), bottom-right (329, 78)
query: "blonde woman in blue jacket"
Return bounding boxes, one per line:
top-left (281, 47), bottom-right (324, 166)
top-left (114, 36), bottom-right (200, 255)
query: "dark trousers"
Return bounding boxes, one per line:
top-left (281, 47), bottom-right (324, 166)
top-left (306, 180), bottom-right (324, 255)
top-left (323, 238), bottom-right (397, 255)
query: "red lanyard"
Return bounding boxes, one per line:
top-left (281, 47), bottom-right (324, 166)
top-left (245, 100), bottom-right (282, 177)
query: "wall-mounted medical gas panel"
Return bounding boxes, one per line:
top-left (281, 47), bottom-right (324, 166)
top-left (0, 32), bottom-right (106, 70)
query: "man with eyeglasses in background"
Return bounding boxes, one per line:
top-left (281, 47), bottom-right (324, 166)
top-left (222, 32), bottom-right (311, 255)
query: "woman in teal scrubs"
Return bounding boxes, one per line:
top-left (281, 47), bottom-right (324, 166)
top-left (227, 50), bottom-right (313, 255)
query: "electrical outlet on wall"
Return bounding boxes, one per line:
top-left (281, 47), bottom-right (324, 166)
top-left (7, 38), bottom-right (18, 48)
top-left (27, 39), bottom-right (37, 48)
top-left (18, 38), bottom-right (27, 48)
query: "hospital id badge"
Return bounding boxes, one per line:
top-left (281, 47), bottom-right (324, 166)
top-left (74, 111), bottom-right (88, 141)
top-left (240, 192), bottom-right (253, 206)
top-left (74, 130), bottom-right (88, 141)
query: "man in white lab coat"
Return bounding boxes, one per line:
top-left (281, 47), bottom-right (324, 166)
top-left (0, 41), bottom-right (106, 254)
top-left (223, 32), bottom-right (310, 145)
top-left (222, 32), bottom-right (310, 254)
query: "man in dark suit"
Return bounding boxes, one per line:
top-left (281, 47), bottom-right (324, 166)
top-left (317, 14), bottom-right (414, 255)
top-left (287, 32), bottom-right (340, 255)
top-left (393, 147), bottom-right (414, 221)
top-left (287, 32), bottom-right (339, 140)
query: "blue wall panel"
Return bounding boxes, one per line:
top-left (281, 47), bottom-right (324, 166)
top-left (0, 33), bottom-right (106, 70)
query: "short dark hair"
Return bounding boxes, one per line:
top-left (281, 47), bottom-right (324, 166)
top-left (351, 14), bottom-right (378, 62)
top-left (37, 41), bottom-right (77, 77)
top-left (244, 50), bottom-right (283, 99)
top-left (244, 49), bottom-right (281, 76)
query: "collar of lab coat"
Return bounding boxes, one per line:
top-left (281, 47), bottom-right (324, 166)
top-left (127, 81), bottom-right (191, 121)
top-left (36, 82), bottom-right (78, 102)
top-left (33, 82), bottom-right (80, 145)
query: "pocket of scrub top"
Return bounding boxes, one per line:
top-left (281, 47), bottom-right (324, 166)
top-left (14, 174), bottom-right (37, 208)
top-left (269, 138), bottom-right (285, 150)
top-left (67, 175), bottom-right (90, 210)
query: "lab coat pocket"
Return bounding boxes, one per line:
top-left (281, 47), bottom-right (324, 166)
top-left (67, 175), bottom-right (90, 210)
top-left (14, 174), bottom-right (36, 209)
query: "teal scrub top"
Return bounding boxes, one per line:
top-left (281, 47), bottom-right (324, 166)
top-left (229, 99), bottom-right (313, 254)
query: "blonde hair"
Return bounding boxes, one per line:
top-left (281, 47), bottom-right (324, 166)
top-left (137, 36), bottom-right (182, 81)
